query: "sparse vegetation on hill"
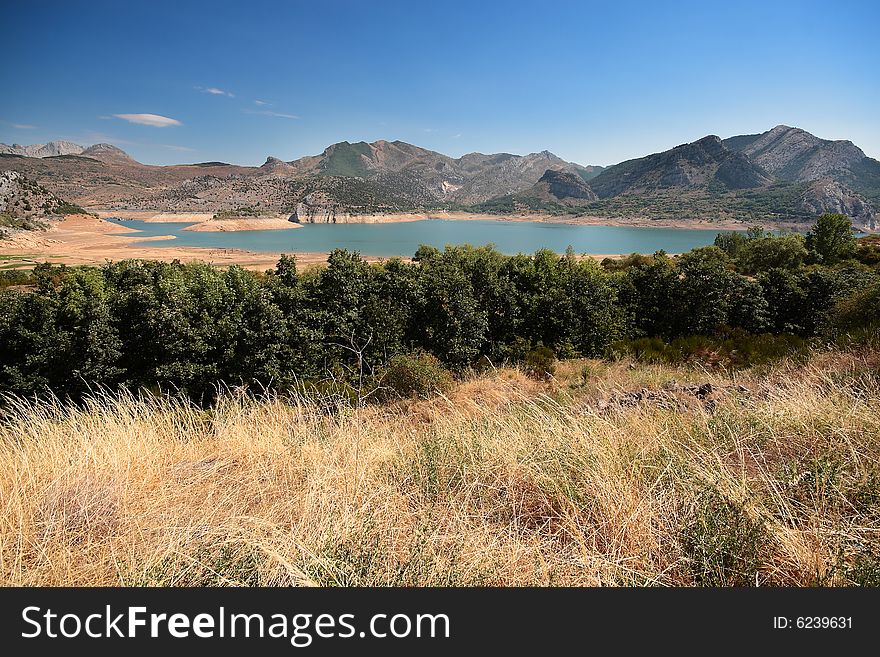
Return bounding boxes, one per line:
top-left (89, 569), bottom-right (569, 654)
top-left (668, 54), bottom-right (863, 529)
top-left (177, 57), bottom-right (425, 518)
top-left (213, 205), bottom-right (263, 219)
top-left (0, 170), bottom-right (92, 237)
top-left (0, 212), bottom-right (49, 233)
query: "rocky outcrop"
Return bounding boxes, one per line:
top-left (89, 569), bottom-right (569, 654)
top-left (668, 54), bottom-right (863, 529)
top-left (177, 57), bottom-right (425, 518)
top-left (714, 152), bottom-right (774, 189)
top-left (290, 200), bottom-right (339, 223)
top-left (260, 156), bottom-right (295, 175)
top-left (533, 169), bottom-right (598, 201)
top-left (0, 170), bottom-right (68, 217)
top-left (799, 179), bottom-right (876, 229)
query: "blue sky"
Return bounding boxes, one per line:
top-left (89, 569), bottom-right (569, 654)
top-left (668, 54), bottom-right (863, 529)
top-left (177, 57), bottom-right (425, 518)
top-left (1, 0), bottom-right (878, 166)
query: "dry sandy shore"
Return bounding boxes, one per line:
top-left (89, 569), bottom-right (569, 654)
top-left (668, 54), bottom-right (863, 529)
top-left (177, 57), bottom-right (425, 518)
top-left (183, 217), bottom-right (302, 232)
top-left (94, 211), bottom-right (302, 232)
top-left (0, 214), bottom-right (334, 270)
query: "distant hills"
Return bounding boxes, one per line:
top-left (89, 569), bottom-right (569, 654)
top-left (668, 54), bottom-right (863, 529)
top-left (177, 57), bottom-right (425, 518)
top-left (0, 140), bottom-right (85, 158)
top-left (587, 135), bottom-right (773, 197)
top-left (503, 126), bottom-right (877, 226)
top-left (264, 139), bottom-right (603, 205)
top-left (0, 140), bottom-right (137, 165)
top-left (0, 126), bottom-right (877, 228)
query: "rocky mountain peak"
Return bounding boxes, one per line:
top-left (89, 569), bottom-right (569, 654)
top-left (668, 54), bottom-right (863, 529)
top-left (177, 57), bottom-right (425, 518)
top-left (726, 125), bottom-right (873, 181)
top-left (261, 156), bottom-right (295, 174)
top-left (80, 143), bottom-right (137, 165)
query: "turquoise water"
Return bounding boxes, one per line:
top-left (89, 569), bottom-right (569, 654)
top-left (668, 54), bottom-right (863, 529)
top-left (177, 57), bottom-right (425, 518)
top-left (106, 218), bottom-right (737, 257)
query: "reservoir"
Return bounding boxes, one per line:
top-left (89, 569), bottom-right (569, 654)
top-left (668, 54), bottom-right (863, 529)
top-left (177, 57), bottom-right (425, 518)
top-left (107, 218), bottom-right (736, 257)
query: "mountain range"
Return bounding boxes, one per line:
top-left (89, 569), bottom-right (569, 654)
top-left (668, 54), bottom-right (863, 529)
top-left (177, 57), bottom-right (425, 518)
top-left (1, 125), bottom-right (877, 228)
top-left (0, 141), bottom-right (136, 164)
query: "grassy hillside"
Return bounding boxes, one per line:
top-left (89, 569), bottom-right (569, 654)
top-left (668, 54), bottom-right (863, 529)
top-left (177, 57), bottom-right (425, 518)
top-left (2, 349), bottom-right (878, 586)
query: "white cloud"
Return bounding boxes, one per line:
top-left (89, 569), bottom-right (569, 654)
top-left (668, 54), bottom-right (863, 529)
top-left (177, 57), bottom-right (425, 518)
top-left (244, 109), bottom-right (299, 120)
top-left (254, 99), bottom-right (269, 106)
top-left (161, 144), bottom-right (195, 152)
top-left (452, 133), bottom-right (463, 139)
top-left (12, 123), bottom-right (36, 130)
top-left (197, 86), bottom-right (234, 97)
top-left (112, 113), bottom-right (183, 128)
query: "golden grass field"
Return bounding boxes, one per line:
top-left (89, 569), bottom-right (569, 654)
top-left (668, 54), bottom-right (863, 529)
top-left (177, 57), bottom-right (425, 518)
top-left (1, 351), bottom-right (878, 587)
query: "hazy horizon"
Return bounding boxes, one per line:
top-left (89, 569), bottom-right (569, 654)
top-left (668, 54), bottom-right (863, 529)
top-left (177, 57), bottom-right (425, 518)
top-left (2, 0), bottom-right (878, 166)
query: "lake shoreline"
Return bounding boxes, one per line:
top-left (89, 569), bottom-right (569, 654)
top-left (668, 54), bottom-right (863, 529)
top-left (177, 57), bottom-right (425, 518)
top-left (0, 213), bottom-right (640, 270)
top-left (2, 209), bottom-right (809, 271)
top-left (0, 214), bottom-right (335, 270)
top-left (94, 209), bottom-right (791, 232)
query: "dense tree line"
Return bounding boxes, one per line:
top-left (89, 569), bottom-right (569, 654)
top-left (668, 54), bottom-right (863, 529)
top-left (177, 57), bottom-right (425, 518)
top-left (0, 214), bottom-right (877, 400)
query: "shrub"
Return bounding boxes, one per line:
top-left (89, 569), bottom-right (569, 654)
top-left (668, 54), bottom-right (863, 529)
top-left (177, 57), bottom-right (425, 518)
top-left (679, 488), bottom-right (767, 587)
top-left (0, 269), bottom-right (31, 288)
top-left (855, 235), bottom-right (880, 267)
top-left (736, 234), bottom-right (807, 274)
top-left (600, 252), bottom-right (653, 271)
top-left (830, 280), bottom-right (880, 336)
top-left (375, 351), bottom-right (453, 401)
top-left (213, 206), bottom-right (261, 219)
top-left (56, 202), bottom-right (90, 215)
top-left (523, 345), bottom-right (557, 380)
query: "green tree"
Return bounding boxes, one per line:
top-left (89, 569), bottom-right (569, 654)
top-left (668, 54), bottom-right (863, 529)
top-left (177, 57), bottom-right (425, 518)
top-left (736, 233), bottom-right (807, 274)
top-left (675, 247), bottom-right (735, 335)
top-left (52, 268), bottom-right (124, 395)
top-left (308, 249), bottom-right (374, 373)
top-left (361, 257), bottom-right (423, 360)
top-left (416, 251), bottom-right (488, 367)
top-left (619, 252), bottom-right (680, 339)
top-left (806, 213), bottom-right (856, 265)
top-left (758, 269), bottom-right (810, 334)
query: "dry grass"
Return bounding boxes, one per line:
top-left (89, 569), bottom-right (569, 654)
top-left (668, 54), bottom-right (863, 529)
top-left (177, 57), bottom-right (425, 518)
top-left (1, 352), bottom-right (879, 587)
